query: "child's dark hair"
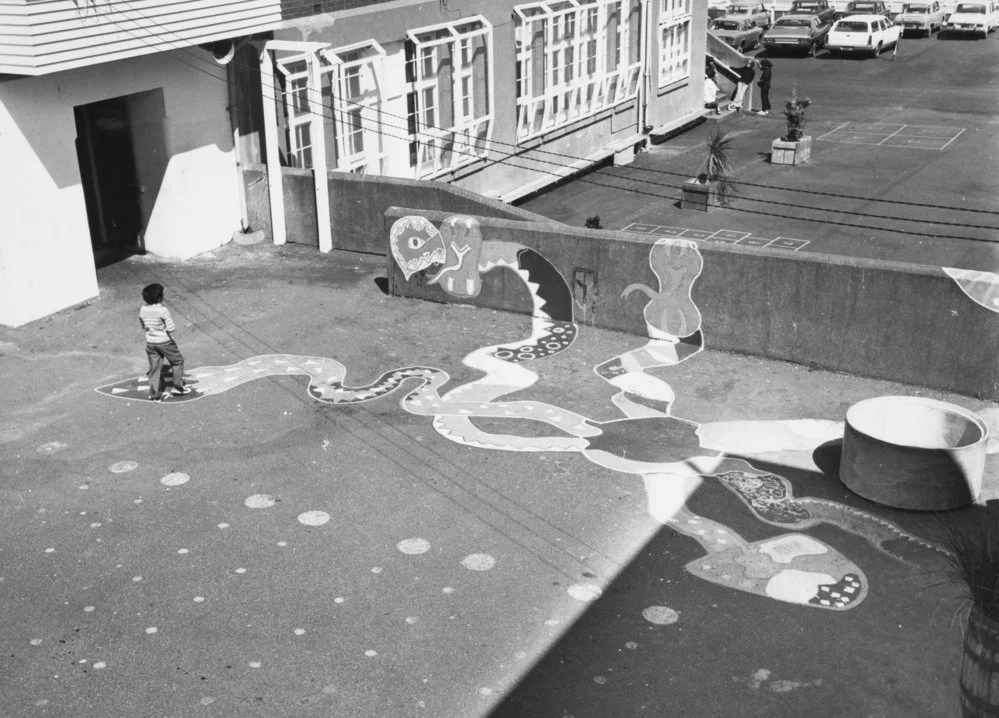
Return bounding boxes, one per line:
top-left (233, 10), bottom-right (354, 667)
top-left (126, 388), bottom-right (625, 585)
top-left (142, 283), bottom-right (164, 305)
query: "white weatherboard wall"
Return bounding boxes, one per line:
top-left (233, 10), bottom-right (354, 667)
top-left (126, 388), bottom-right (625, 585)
top-left (0, 47), bottom-right (240, 327)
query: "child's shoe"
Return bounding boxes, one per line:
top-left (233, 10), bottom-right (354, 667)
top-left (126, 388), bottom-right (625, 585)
top-left (172, 387), bottom-right (193, 396)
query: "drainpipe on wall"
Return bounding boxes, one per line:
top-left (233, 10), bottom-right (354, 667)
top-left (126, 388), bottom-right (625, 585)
top-left (638, 0), bottom-right (652, 134)
top-left (226, 61), bottom-right (251, 235)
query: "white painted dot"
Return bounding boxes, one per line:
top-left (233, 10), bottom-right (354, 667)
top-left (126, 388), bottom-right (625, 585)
top-left (200, 697), bottom-right (215, 706)
top-left (365, 650), bottom-right (378, 657)
top-left (235, 568), bottom-right (246, 574)
top-left (44, 548), bottom-right (55, 554)
top-left (90, 522), bottom-right (102, 528)
top-left (160, 473), bottom-right (190, 487)
top-left (514, 651), bottom-right (526, 660)
top-left (593, 676), bottom-right (607, 685)
top-left (244, 494), bottom-right (276, 508)
top-left (479, 687), bottom-right (494, 696)
top-left (405, 617), bottom-right (418, 624)
top-left (218, 523), bottom-right (229, 529)
top-left (134, 499), bottom-right (142, 504)
top-left (35, 699), bottom-right (49, 707)
top-left (544, 619), bottom-right (559, 627)
top-left (79, 485), bottom-right (89, 490)
top-left (567, 584), bottom-right (603, 602)
top-left (249, 661), bottom-right (261, 668)
top-left (145, 627), bottom-right (158, 634)
top-left (94, 662), bottom-right (106, 670)
top-left (132, 576), bottom-right (142, 582)
top-left (83, 606), bottom-right (95, 613)
top-left (992, 297), bottom-right (999, 306)
top-left (397, 538), bottom-right (431, 555)
top-left (642, 605), bottom-right (680, 625)
top-left (30, 639), bottom-right (42, 646)
top-left (293, 628), bottom-right (306, 636)
top-left (109, 461), bottom-right (138, 474)
top-left (177, 549), bottom-right (189, 555)
top-left (625, 642), bottom-right (638, 650)
top-left (297, 511), bottom-right (330, 526)
top-left (37, 441), bottom-right (67, 454)
top-left (371, 567), bottom-right (383, 574)
top-left (461, 553), bottom-right (496, 571)
top-left (334, 597), bottom-right (345, 604)
top-left (442, 587), bottom-right (455, 594)
top-left (194, 596), bottom-right (205, 603)
top-left (277, 541), bottom-right (288, 547)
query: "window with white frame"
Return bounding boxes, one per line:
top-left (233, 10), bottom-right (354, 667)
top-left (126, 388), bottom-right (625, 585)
top-left (658, 0), bottom-right (691, 87)
top-left (514, 0), bottom-right (642, 142)
top-left (276, 43), bottom-right (387, 175)
top-left (406, 18), bottom-right (493, 179)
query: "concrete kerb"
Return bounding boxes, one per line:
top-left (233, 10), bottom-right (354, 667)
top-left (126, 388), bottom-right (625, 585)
top-left (384, 206), bottom-right (999, 401)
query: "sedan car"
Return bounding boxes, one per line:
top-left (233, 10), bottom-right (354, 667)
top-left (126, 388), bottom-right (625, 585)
top-left (711, 17), bottom-right (765, 51)
top-left (825, 14), bottom-right (902, 55)
top-left (838, 0), bottom-right (892, 18)
top-left (941, 1), bottom-right (999, 37)
top-left (761, 14), bottom-right (831, 54)
top-left (724, 1), bottom-right (773, 28)
top-left (894, 1), bottom-right (945, 35)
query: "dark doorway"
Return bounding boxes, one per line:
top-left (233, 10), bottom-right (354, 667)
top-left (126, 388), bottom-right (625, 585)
top-left (75, 95), bottom-right (145, 268)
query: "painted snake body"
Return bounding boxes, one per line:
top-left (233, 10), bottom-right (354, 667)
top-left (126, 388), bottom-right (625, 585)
top-left (98, 214), bottom-right (949, 610)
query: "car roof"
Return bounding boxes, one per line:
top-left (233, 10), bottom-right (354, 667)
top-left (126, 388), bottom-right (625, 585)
top-left (836, 13), bottom-right (888, 19)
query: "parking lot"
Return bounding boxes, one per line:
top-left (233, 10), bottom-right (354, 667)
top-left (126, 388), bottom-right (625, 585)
top-left (521, 26), bottom-right (999, 273)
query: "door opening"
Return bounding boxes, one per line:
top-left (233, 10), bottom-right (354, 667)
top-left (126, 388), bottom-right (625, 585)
top-left (75, 95), bottom-right (145, 268)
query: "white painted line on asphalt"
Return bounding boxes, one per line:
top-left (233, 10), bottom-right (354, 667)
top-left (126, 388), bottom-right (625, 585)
top-left (938, 128), bottom-right (966, 151)
top-left (816, 122), bottom-right (851, 140)
top-left (877, 125), bottom-right (907, 145)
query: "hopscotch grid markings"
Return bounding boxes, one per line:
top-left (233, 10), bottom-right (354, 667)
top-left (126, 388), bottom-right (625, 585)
top-left (619, 224), bottom-right (809, 251)
top-left (817, 122), bottom-right (964, 150)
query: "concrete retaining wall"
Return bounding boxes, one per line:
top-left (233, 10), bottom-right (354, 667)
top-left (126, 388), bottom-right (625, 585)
top-left (243, 166), bottom-right (552, 255)
top-left (384, 207), bottom-right (999, 401)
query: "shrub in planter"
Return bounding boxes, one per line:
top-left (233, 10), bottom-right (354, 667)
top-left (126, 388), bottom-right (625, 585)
top-left (681, 129), bottom-right (736, 211)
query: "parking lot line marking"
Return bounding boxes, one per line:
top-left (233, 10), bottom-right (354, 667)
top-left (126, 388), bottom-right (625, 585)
top-left (816, 122), bottom-right (851, 140)
top-left (877, 125), bottom-right (907, 146)
top-left (939, 128), bottom-right (966, 151)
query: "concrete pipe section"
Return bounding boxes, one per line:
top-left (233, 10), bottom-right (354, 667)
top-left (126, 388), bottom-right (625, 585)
top-left (840, 396), bottom-right (990, 511)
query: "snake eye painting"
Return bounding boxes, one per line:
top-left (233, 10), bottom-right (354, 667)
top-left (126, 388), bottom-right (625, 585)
top-left (99, 214), bottom-right (951, 611)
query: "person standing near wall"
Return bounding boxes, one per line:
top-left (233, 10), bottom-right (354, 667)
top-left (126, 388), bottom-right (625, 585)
top-left (756, 59), bottom-right (773, 116)
top-left (139, 283), bottom-right (191, 402)
top-left (729, 59), bottom-right (757, 113)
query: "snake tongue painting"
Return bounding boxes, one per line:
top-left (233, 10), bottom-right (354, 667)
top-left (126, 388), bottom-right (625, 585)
top-left (98, 214), bottom-right (950, 611)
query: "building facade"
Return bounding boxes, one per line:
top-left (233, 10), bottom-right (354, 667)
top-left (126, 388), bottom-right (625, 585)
top-left (0, 0), bottom-right (280, 326)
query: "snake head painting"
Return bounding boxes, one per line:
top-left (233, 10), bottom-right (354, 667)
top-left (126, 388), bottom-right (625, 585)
top-left (390, 215), bottom-right (484, 297)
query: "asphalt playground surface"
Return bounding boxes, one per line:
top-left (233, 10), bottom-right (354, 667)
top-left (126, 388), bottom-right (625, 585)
top-left (519, 30), bottom-right (999, 274)
top-left (1, 242), bottom-right (997, 717)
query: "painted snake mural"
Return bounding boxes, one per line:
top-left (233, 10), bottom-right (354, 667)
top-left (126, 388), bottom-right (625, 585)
top-left (98, 215), bottom-right (950, 611)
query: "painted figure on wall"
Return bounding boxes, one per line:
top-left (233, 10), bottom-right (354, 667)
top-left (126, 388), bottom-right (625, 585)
top-left (99, 214), bottom-right (952, 611)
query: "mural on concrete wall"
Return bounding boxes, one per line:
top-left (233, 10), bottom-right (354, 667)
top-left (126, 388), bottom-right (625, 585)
top-left (98, 215), bottom-right (947, 611)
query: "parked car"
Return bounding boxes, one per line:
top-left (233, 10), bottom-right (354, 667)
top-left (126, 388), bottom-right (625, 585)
top-left (709, 0), bottom-right (730, 20)
top-left (789, 0), bottom-right (838, 24)
top-left (941, 0), bottom-right (999, 36)
top-left (724, 1), bottom-right (774, 27)
top-left (825, 13), bottom-right (902, 54)
top-left (894, 1), bottom-right (945, 34)
top-left (711, 17), bottom-right (766, 50)
top-left (836, 0), bottom-right (892, 18)
top-left (761, 13), bottom-right (832, 53)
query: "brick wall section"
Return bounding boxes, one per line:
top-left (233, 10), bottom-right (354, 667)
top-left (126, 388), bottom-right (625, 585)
top-left (280, 0), bottom-right (399, 18)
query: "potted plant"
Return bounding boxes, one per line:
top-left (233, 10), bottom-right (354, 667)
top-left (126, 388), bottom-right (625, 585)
top-left (681, 129), bottom-right (736, 211)
top-left (941, 512), bottom-right (999, 717)
top-left (771, 93), bottom-right (812, 166)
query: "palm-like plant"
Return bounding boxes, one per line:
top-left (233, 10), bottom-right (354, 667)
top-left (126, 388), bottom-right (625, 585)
top-left (695, 129), bottom-right (737, 206)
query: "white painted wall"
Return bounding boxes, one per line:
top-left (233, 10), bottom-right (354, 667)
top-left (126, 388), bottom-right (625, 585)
top-left (0, 47), bottom-right (240, 327)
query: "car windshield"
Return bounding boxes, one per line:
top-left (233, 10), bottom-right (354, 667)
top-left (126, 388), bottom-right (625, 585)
top-left (836, 20), bottom-right (871, 30)
top-left (775, 17), bottom-right (812, 26)
top-left (955, 3), bottom-right (986, 11)
top-left (849, 3), bottom-right (878, 9)
top-left (902, 4), bottom-right (929, 11)
top-left (714, 20), bottom-right (742, 29)
top-left (728, 6), bottom-right (750, 13)
top-left (794, 3), bottom-right (821, 9)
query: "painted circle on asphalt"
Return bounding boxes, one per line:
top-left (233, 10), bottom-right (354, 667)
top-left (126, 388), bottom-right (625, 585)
top-left (642, 605), bottom-right (680, 625)
top-left (109, 461), bottom-right (138, 474)
top-left (37, 441), bottom-right (67, 455)
top-left (160, 472), bottom-right (190, 487)
top-left (297, 511), bottom-right (330, 526)
top-left (397, 538), bottom-right (431, 555)
top-left (244, 494), bottom-right (276, 508)
top-left (461, 553), bottom-right (496, 571)
top-left (567, 583), bottom-right (603, 602)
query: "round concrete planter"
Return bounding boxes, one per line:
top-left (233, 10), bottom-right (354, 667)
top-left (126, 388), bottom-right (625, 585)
top-left (839, 396), bottom-right (989, 511)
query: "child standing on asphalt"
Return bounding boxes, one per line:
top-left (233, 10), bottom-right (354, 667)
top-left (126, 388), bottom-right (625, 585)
top-left (139, 283), bottom-right (191, 402)
top-left (729, 59), bottom-right (756, 113)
